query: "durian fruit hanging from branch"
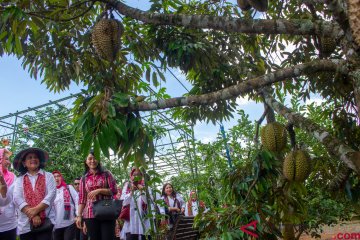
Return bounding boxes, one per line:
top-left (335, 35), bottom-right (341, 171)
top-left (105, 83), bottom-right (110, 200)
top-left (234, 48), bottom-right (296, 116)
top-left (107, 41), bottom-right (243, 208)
top-left (349, 0), bottom-right (360, 47)
top-left (91, 12), bottom-right (124, 62)
top-left (237, 0), bottom-right (268, 12)
top-left (318, 36), bottom-right (337, 58)
top-left (260, 122), bottom-right (287, 152)
top-left (282, 124), bottom-right (311, 182)
top-left (283, 150), bottom-right (311, 182)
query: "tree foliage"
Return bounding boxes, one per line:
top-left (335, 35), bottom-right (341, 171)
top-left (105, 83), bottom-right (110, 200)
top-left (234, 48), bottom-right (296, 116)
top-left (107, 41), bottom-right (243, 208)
top-left (1, 0), bottom-right (360, 238)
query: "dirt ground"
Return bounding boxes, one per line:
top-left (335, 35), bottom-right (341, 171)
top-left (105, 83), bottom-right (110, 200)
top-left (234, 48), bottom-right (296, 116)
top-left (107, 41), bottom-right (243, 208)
top-left (299, 221), bottom-right (360, 240)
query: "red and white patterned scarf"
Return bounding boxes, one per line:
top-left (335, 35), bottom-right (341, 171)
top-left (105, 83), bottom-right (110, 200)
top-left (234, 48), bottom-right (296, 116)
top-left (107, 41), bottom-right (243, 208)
top-left (187, 191), bottom-right (205, 216)
top-left (23, 173), bottom-right (46, 221)
top-left (53, 170), bottom-right (71, 220)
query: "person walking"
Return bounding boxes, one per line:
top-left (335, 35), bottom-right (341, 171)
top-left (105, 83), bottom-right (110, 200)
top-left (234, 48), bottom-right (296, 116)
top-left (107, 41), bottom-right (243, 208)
top-left (161, 183), bottom-right (185, 229)
top-left (13, 147), bottom-right (56, 240)
top-left (0, 148), bottom-right (17, 240)
top-left (52, 170), bottom-right (79, 240)
top-left (76, 151), bottom-right (118, 240)
top-left (120, 168), bottom-right (165, 240)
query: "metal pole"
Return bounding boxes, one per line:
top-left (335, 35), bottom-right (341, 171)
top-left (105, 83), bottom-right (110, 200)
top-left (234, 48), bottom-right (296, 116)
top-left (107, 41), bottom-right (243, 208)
top-left (11, 112), bottom-right (18, 146)
top-left (220, 124), bottom-right (233, 169)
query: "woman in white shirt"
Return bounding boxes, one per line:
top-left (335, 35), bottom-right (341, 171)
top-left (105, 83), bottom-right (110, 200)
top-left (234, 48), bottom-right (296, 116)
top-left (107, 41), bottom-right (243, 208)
top-left (13, 147), bottom-right (56, 240)
top-left (161, 183), bottom-right (185, 229)
top-left (0, 148), bottom-right (17, 240)
top-left (52, 170), bottom-right (79, 240)
top-left (120, 168), bottom-right (165, 240)
top-left (184, 190), bottom-right (206, 217)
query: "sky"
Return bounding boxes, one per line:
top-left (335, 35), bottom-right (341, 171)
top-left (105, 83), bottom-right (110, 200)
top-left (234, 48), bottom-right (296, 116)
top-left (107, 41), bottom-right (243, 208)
top-left (0, 0), bottom-right (264, 144)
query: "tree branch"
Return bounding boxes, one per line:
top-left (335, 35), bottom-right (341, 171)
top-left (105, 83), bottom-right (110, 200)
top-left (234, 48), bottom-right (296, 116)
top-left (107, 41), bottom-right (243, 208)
top-left (324, 0), bottom-right (349, 31)
top-left (103, 0), bottom-right (343, 38)
top-left (262, 91), bottom-right (360, 174)
top-left (128, 59), bottom-right (341, 111)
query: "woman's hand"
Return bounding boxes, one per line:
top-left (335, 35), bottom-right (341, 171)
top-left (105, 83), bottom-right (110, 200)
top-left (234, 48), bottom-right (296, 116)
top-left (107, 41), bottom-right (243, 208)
top-left (25, 207), bottom-right (39, 219)
top-left (0, 172), bottom-right (7, 198)
top-left (181, 207), bottom-right (185, 214)
top-left (83, 222), bottom-right (87, 235)
top-left (87, 189), bottom-right (101, 200)
top-left (137, 184), bottom-right (144, 190)
top-left (169, 207), bottom-right (180, 212)
top-left (31, 215), bottom-right (42, 228)
top-left (0, 172), bottom-right (6, 185)
top-left (76, 216), bottom-right (83, 229)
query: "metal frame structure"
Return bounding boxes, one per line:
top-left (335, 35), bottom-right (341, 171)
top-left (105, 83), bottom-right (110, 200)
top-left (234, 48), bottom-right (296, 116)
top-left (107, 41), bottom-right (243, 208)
top-left (0, 94), bottom-right (197, 178)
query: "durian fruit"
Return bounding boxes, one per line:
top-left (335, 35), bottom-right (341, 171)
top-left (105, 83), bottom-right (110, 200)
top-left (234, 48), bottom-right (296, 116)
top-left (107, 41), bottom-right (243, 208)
top-left (349, 0), bottom-right (360, 47)
top-left (260, 122), bottom-right (287, 152)
top-left (283, 150), bottom-right (311, 182)
top-left (248, 0), bottom-right (268, 12)
top-left (320, 37), bottom-right (336, 57)
top-left (91, 18), bottom-right (124, 62)
top-left (237, 0), bottom-right (251, 11)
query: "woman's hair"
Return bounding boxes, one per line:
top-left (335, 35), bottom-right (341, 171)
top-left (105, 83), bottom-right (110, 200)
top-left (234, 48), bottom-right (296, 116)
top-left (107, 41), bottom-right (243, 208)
top-left (161, 183), bottom-right (177, 198)
top-left (83, 150), bottom-right (104, 174)
top-left (19, 151), bottom-right (46, 175)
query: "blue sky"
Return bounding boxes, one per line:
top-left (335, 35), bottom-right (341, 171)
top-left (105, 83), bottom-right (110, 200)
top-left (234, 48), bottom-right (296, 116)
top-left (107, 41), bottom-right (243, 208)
top-left (0, 0), bottom-right (264, 143)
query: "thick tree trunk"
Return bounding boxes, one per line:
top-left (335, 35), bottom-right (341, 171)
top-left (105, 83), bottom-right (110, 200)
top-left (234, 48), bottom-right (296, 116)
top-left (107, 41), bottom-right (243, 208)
top-left (105, 0), bottom-right (342, 38)
top-left (127, 60), bottom-right (339, 111)
top-left (350, 70), bottom-right (360, 119)
top-left (262, 92), bottom-right (360, 174)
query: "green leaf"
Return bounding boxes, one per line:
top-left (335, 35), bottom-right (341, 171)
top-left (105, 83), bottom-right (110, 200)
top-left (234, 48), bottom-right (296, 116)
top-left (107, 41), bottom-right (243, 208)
top-left (98, 125), bottom-right (110, 158)
top-left (15, 37), bottom-right (23, 55)
top-left (81, 130), bottom-right (93, 158)
top-left (152, 71), bottom-right (158, 87)
top-left (93, 136), bottom-right (101, 161)
top-left (145, 67), bottom-right (151, 82)
top-left (108, 103), bottom-right (116, 118)
top-left (0, 31), bottom-right (7, 41)
top-left (113, 93), bottom-right (129, 107)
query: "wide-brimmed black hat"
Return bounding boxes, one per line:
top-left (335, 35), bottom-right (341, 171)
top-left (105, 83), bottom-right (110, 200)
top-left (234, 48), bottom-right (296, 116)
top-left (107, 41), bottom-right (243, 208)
top-left (13, 147), bottom-right (49, 173)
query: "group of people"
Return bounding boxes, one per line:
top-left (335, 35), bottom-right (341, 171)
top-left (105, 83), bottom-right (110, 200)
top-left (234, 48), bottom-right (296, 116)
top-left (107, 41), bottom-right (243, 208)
top-left (0, 147), bottom-right (206, 240)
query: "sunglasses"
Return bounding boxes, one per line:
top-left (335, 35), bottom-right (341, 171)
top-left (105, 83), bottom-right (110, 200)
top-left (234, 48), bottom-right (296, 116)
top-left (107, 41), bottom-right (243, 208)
top-left (74, 183), bottom-right (80, 185)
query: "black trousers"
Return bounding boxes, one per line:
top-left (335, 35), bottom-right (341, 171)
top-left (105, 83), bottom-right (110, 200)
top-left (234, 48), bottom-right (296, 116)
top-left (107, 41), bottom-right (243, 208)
top-left (0, 228), bottom-right (16, 240)
top-left (19, 226), bottom-right (54, 240)
top-left (53, 223), bottom-right (76, 240)
top-left (126, 233), bottom-right (152, 240)
top-left (84, 218), bottom-right (115, 240)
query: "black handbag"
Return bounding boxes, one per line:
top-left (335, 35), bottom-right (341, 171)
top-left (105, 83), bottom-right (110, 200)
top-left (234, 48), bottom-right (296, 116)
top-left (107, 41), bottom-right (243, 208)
top-left (89, 171), bottom-right (123, 220)
top-left (93, 198), bottom-right (123, 220)
top-left (30, 217), bottom-right (54, 233)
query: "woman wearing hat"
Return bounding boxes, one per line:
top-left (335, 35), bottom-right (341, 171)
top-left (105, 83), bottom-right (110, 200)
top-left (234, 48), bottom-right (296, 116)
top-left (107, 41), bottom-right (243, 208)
top-left (75, 151), bottom-right (118, 240)
top-left (52, 170), bottom-right (79, 240)
top-left (0, 148), bottom-right (17, 240)
top-left (13, 147), bottom-right (56, 240)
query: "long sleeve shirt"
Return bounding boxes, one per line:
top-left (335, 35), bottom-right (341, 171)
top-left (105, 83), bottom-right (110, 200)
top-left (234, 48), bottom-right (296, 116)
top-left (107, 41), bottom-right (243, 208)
top-left (53, 185), bottom-right (79, 229)
top-left (13, 169), bottom-right (56, 235)
top-left (78, 170), bottom-right (117, 219)
top-left (0, 180), bottom-right (17, 232)
top-left (120, 187), bottom-right (165, 238)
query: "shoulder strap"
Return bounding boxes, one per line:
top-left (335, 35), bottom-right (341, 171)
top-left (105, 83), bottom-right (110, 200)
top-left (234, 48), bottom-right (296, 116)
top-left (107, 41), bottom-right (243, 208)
top-left (104, 171), bottom-right (109, 188)
top-left (67, 186), bottom-right (76, 216)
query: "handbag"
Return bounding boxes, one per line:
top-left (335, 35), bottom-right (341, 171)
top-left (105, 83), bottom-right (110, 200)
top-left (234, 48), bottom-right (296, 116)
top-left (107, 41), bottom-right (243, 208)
top-left (119, 205), bottom-right (130, 221)
top-left (90, 171), bottom-right (123, 220)
top-left (93, 198), bottom-right (123, 220)
top-left (30, 217), bottom-right (54, 233)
